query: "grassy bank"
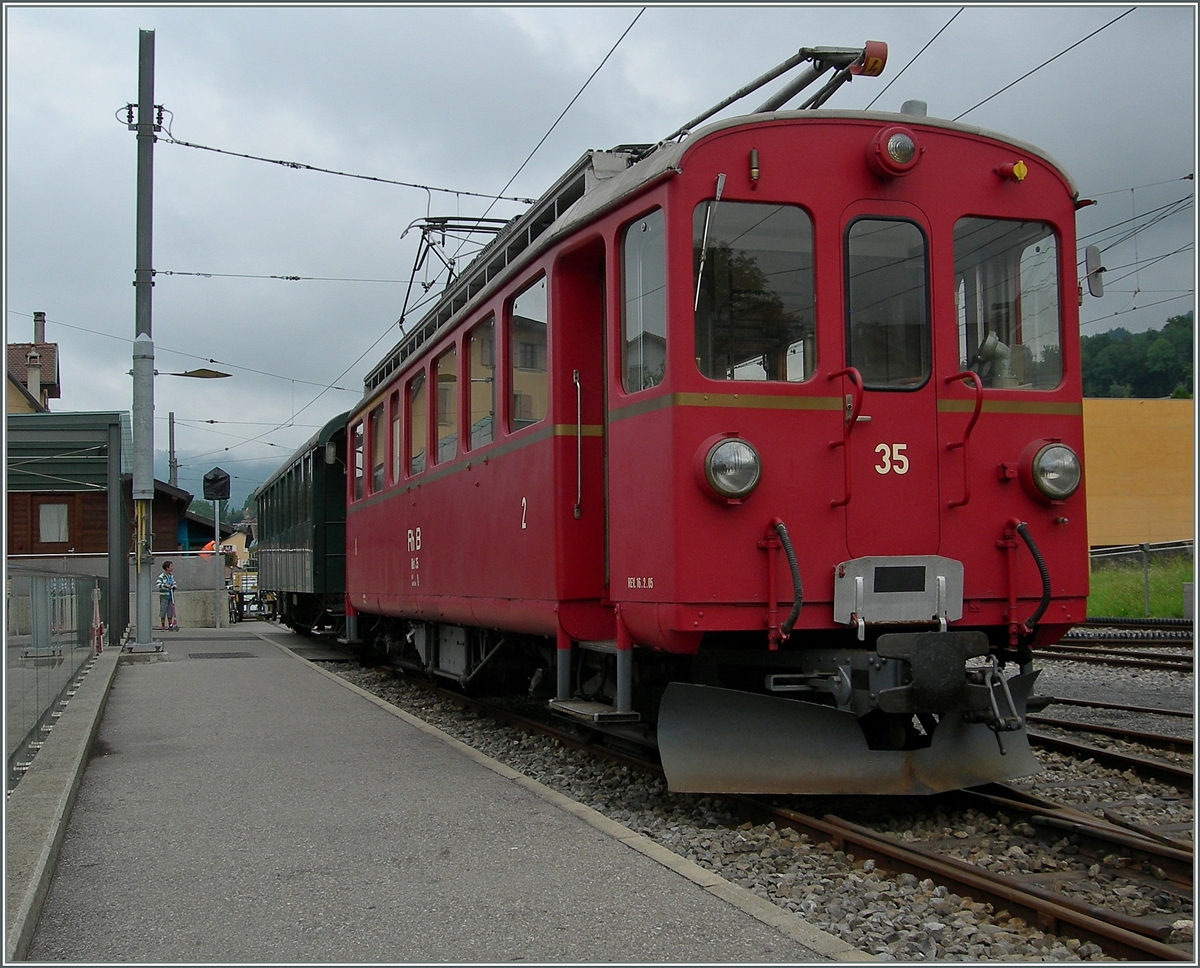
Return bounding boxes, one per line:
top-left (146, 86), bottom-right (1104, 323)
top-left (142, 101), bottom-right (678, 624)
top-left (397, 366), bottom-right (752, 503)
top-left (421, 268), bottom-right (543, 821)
top-left (1087, 553), bottom-right (1194, 618)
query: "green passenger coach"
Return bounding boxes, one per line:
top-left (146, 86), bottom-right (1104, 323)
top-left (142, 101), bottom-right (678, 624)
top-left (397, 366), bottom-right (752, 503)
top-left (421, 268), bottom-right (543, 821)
top-left (255, 410), bottom-right (349, 633)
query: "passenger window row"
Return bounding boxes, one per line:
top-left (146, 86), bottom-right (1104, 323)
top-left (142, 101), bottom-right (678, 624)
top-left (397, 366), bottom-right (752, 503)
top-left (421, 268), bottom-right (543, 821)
top-left (350, 208), bottom-right (1064, 501)
top-left (351, 276), bottom-right (546, 500)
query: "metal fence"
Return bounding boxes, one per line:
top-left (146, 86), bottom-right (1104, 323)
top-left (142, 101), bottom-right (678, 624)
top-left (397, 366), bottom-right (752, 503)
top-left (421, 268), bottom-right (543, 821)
top-left (1089, 540), bottom-right (1195, 619)
top-left (5, 563), bottom-right (107, 793)
top-left (1089, 539), bottom-right (1194, 563)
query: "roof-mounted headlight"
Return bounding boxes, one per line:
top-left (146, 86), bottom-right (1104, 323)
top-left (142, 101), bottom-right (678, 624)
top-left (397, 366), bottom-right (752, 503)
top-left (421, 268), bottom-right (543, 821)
top-left (867, 125), bottom-right (922, 179)
top-left (695, 435), bottom-right (761, 504)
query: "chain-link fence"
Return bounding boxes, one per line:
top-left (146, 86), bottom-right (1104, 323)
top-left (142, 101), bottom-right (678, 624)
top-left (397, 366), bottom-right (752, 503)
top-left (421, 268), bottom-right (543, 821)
top-left (6, 563), bottom-right (107, 793)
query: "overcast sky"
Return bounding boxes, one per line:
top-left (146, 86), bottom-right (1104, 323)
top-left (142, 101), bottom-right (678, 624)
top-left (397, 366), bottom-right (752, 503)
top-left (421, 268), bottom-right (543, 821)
top-left (5, 4), bottom-right (1196, 506)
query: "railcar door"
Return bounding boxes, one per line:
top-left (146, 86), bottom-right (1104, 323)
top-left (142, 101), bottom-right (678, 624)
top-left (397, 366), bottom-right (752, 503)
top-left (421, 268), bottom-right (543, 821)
top-left (551, 238), bottom-right (609, 614)
top-left (840, 207), bottom-right (941, 557)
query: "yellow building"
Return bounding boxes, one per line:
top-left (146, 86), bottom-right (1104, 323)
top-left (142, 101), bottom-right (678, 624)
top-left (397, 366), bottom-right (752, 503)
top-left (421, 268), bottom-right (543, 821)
top-left (1083, 398), bottom-right (1195, 546)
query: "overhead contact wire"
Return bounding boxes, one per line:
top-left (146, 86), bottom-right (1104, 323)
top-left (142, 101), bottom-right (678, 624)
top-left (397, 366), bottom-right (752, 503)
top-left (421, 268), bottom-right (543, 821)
top-left (864, 8), bottom-right (963, 111)
top-left (157, 132), bottom-right (536, 204)
top-left (953, 8), bottom-right (1136, 121)
top-left (448, 6), bottom-right (646, 269)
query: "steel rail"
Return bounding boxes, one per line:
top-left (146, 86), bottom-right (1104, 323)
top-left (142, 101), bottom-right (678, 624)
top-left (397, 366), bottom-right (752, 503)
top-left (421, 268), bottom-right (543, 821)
top-left (1027, 714), bottom-right (1193, 753)
top-left (1048, 696), bottom-right (1193, 719)
top-left (1051, 638), bottom-right (1190, 652)
top-left (1082, 617), bottom-right (1194, 629)
top-left (727, 799), bottom-right (1191, 961)
top-left (1101, 810), bottom-right (1195, 853)
top-left (963, 784), bottom-right (1193, 884)
top-left (1032, 651), bottom-right (1192, 672)
top-left (1049, 639), bottom-right (1192, 653)
top-left (1027, 729), bottom-right (1195, 791)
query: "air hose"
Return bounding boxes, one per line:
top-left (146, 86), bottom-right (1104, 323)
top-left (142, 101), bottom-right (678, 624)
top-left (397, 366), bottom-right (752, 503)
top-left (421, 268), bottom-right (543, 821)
top-left (1015, 522), bottom-right (1051, 631)
top-left (774, 521), bottom-right (803, 637)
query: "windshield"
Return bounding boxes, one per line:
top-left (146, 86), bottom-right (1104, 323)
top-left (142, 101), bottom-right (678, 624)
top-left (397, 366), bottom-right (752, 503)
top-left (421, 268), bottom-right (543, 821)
top-left (954, 218), bottom-right (1062, 390)
top-left (845, 218), bottom-right (930, 390)
top-left (693, 201), bottom-right (815, 382)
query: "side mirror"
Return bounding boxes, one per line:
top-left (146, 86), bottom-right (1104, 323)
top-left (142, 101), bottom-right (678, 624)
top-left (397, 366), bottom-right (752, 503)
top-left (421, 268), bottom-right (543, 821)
top-left (1085, 244), bottom-right (1105, 298)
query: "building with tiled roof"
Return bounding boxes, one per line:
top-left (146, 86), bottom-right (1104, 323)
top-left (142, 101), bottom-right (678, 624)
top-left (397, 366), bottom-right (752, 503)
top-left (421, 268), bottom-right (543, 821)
top-left (6, 311), bottom-right (61, 412)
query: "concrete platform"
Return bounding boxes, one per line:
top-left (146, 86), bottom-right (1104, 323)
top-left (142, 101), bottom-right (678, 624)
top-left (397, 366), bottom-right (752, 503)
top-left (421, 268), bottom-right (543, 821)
top-left (11, 624), bottom-right (867, 963)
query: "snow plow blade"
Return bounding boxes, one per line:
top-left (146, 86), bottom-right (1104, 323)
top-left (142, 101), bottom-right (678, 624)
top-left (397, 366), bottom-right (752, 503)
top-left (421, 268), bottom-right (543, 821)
top-left (658, 672), bottom-right (1041, 796)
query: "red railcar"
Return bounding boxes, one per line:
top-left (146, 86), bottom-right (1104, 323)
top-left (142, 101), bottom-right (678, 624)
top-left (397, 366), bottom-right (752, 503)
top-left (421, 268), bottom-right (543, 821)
top-left (344, 45), bottom-right (1089, 794)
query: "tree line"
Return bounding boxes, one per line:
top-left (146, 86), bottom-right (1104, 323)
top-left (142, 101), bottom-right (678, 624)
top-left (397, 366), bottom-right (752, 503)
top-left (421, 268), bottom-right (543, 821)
top-left (1081, 311), bottom-right (1193, 398)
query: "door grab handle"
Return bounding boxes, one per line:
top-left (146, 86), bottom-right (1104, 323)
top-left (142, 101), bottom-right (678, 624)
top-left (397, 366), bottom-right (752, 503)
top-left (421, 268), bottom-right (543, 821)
top-left (945, 371), bottom-right (983, 508)
top-left (828, 367), bottom-right (863, 508)
top-left (573, 369), bottom-right (582, 520)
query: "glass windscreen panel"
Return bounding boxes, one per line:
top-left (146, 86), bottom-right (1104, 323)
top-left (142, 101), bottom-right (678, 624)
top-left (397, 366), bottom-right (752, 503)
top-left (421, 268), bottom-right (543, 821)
top-left (509, 278), bottom-right (547, 431)
top-left (435, 346), bottom-right (458, 464)
top-left (694, 202), bottom-right (815, 382)
top-left (407, 371), bottom-right (426, 476)
top-left (846, 219), bottom-right (930, 389)
top-left (467, 316), bottom-right (495, 448)
top-left (954, 218), bottom-right (1062, 389)
top-left (622, 208), bottom-right (667, 391)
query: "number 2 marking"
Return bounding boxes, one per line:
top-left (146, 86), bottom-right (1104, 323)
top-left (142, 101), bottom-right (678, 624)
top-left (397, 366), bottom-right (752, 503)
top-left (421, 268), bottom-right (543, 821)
top-left (874, 443), bottom-right (910, 475)
top-left (521, 496), bottom-right (528, 529)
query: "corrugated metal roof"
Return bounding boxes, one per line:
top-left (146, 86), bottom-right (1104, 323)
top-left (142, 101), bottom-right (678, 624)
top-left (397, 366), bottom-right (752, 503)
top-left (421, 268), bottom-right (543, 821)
top-left (6, 411), bottom-right (124, 492)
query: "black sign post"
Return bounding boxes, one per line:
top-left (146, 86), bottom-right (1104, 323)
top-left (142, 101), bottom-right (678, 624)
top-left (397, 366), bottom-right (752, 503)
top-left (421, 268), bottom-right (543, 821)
top-left (204, 467), bottom-right (231, 627)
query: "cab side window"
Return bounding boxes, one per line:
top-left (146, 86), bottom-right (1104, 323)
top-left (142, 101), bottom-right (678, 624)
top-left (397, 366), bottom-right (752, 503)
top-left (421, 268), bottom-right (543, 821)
top-left (369, 404), bottom-right (384, 492)
top-left (390, 391), bottom-right (401, 485)
top-left (622, 209), bottom-right (666, 392)
top-left (435, 346), bottom-right (458, 464)
top-left (509, 277), bottom-right (547, 431)
top-left (467, 316), bottom-right (496, 448)
top-left (693, 201), bottom-right (815, 382)
top-left (407, 371), bottom-right (427, 475)
top-left (351, 421), bottom-right (364, 500)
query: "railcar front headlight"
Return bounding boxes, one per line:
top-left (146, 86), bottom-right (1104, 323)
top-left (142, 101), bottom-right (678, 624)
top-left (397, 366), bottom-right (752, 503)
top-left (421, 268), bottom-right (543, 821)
top-left (701, 437), bottom-right (761, 501)
top-left (1019, 440), bottom-right (1081, 503)
top-left (1031, 443), bottom-right (1081, 500)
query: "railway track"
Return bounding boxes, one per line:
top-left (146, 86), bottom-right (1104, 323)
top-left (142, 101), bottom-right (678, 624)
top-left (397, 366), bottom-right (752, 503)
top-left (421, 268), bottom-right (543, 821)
top-left (1032, 651), bottom-right (1192, 672)
top-left (1028, 715), bottom-right (1192, 754)
top-left (1080, 618), bottom-right (1194, 631)
top-left (1048, 696), bottom-right (1193, 720)
top-left (338, 662), bottom-right (1192, 961)
top-left (1035, 630), bottom-right (1193, 672)
top-left (1056, 620), bottom-right (1193, 666)
top-left (745, 801), bottom-right (1192, 962)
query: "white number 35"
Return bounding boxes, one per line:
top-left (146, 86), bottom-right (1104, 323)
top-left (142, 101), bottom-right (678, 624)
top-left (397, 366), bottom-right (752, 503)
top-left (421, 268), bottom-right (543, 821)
top-left (874, 443), bottom-right (910, 475)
